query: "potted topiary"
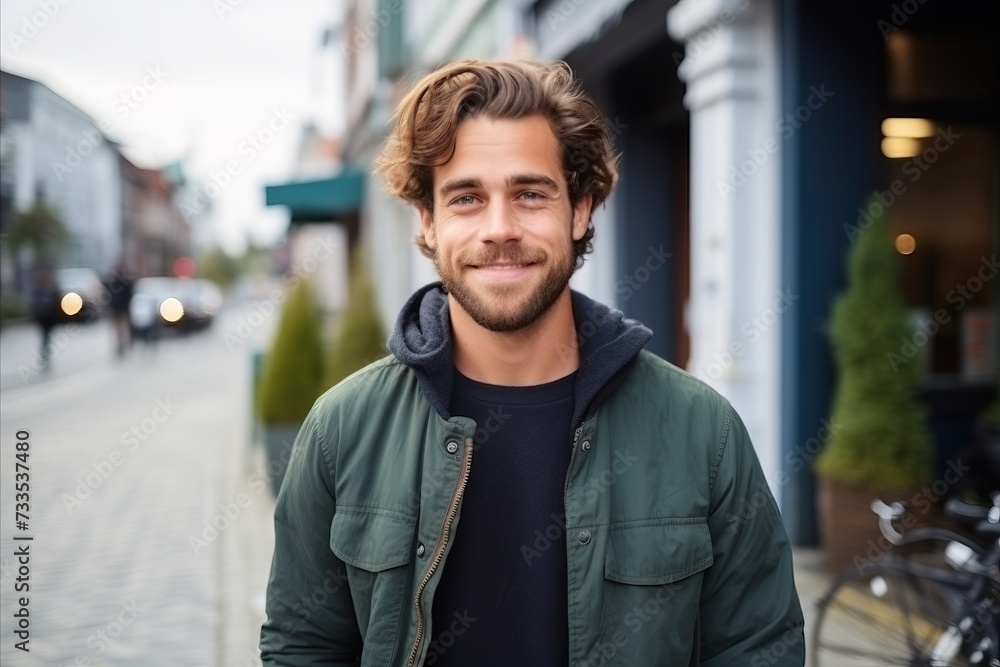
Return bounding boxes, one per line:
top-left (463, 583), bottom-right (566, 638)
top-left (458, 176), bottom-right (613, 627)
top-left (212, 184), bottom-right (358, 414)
top-left (815, 197), bottom-right (933, 574)
top-left (255, 278), bottom-right (326, 495)
top-left (324, 246), bottom-right (387, 389)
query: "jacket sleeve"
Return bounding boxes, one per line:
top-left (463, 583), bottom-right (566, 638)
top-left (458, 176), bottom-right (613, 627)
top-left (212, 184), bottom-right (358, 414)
top-left (260, 407), bottom-right (363, 666)
top-left (698, 404), bottom-right (805, 667)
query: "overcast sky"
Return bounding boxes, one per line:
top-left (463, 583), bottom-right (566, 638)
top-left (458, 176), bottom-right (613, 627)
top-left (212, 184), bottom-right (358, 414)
top-left (1, 0), bottom-right (343, 255)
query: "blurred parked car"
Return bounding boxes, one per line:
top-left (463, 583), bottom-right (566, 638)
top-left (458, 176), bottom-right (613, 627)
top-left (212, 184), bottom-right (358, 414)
top-left (56, 268), bottom-right (108, 323)
top-left (130, 277), bottom-right (223, 334)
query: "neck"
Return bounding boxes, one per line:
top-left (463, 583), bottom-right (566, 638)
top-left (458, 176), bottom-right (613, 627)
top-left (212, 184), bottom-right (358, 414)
top-left (449, 289), bottom-right (580, 386)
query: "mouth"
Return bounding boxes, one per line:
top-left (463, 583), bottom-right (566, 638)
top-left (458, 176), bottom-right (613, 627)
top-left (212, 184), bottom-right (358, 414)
top-left (472, 263), bottom-right (533, 270)
top-left (468, 262), bottom-right (536, 280)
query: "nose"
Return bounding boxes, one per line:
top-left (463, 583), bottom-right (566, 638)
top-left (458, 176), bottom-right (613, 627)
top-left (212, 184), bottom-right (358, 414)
top-left (477, 201), bottom-right (523, 245)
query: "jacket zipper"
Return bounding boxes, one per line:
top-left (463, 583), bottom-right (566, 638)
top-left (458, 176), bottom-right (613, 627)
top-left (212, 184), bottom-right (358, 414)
top-left (406, 437), bottom-right (474, 667)
top-left (564, 426), bottom-right (583, 494)
top-left (563, 424), bottom-right (584, 664)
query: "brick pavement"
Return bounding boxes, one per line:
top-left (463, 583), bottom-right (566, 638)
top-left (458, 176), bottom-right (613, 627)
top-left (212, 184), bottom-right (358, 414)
top-left (0, 303), bottom-right (277, 667)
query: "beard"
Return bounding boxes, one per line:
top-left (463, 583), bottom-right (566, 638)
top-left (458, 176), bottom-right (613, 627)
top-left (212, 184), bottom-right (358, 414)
top-left (434, 238), bottom-right (575, 333)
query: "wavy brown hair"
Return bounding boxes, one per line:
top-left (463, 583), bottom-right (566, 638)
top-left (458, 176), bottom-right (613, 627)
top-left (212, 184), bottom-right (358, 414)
top-left (374, 59), bottom-right (620, 267)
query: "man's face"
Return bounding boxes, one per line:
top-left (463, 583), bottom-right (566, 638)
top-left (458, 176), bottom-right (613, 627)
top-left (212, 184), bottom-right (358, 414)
top-left (419, 115), bottom-right (592, 333)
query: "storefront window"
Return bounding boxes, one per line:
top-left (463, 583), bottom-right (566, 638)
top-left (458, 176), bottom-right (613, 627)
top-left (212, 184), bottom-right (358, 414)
top-left (885, 31), bottom-right (997, 383)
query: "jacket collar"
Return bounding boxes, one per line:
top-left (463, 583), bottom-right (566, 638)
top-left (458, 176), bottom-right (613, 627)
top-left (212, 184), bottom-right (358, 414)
top-left (388, 282), bottom-right (652, 426)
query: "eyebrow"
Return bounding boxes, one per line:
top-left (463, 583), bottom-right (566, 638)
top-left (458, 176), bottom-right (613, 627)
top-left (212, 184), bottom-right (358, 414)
top-left (438, 178), bottom-right (483, 199)
top-left (507, 173), bottom-right (560, 192)
top-left (437, 173), bottom-right (561, 200)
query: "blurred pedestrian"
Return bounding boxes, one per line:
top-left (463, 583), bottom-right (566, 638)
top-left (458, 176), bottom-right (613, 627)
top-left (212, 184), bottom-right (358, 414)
top-left (129, 291), bottom-right (160, 354)
top-left (104, 258), bottom-right (135, 358)
top-left (29, 263), bottom-right (61, 369)
top-left (261, 59), bottom-right (804, 666)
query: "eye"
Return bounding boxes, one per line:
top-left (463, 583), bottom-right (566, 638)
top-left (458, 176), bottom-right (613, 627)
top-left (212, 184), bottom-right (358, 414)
top-left (452, 194), bottom-right (479, 206)
top-left (518, 191), bottom-right (545, 202)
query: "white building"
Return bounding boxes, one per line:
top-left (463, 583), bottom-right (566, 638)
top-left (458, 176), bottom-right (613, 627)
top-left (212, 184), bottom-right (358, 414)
top-left (0, 70), bottom-right (122, 284)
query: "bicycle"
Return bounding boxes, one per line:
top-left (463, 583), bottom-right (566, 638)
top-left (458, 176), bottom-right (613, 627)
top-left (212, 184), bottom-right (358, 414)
top-left (811, 491), bottom-right (1000, 666)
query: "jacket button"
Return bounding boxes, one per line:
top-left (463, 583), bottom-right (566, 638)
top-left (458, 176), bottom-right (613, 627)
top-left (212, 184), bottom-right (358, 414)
top-left (577, 529), bottom-right (592, 545)
top-left (581, 440), bottom-right (591, 452)
top-left (445, 440), bottom-right (459, 454)
top-left (416, 543), bottom-right (426, 557)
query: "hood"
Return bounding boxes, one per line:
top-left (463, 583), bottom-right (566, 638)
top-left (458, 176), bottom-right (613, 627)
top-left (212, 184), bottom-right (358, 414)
top-left (388, 282), bottom-right (652, 427)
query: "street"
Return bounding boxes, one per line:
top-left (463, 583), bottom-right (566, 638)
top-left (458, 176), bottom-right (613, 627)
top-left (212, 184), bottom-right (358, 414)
top-left (0, 288), bottom-right (277, 667)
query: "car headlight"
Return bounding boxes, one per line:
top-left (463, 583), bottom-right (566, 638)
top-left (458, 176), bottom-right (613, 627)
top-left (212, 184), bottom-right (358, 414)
top-left (159, 297), bottom-right (185, 323)
top-left (61, 292), bottom-right (83, 316)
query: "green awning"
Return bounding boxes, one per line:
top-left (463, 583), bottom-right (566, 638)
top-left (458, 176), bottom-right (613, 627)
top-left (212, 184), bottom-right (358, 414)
top-left (265, 169), bottom-right (365, 223)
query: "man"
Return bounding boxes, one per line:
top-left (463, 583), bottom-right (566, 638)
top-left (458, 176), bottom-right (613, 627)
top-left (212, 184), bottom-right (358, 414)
top-left (30, 263), bottom-right (62, 369)
top-left (104, 258), bottom-right (135, 358)
top-left (261, 59), bottom-right (804, 666)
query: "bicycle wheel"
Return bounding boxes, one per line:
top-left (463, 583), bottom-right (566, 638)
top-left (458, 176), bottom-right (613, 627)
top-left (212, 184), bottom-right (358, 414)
top-left (812, 561), bottom-right (973, 666)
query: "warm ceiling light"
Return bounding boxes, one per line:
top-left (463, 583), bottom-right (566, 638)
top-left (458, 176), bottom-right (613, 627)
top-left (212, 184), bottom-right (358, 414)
top-left (881, 117), bottom-right (935, 138)
top-left (895, 233), bottom-right (916, 255)
top-left (881, 137), bottom-right (922, 158)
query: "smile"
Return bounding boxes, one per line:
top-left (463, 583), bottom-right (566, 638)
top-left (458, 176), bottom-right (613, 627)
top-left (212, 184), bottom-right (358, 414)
top-left (469, 263), bottom-right (535, 279)
top-left (475, 263), bottom-right (531, 270)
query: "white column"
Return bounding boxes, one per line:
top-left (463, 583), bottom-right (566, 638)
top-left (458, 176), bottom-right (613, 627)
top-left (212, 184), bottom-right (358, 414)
top-left (668, 0), bottom-right (784, 495)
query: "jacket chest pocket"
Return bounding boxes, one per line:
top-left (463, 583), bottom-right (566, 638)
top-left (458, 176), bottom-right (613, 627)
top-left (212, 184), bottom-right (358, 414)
top-left (594, 519), bottom-right (713, 666)
top-left (329, 508), bottom-right (417, 665)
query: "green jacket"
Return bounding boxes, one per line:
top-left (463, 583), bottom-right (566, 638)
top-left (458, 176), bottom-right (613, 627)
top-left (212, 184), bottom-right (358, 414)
top-left (261, 285), bottom-right (804, 666)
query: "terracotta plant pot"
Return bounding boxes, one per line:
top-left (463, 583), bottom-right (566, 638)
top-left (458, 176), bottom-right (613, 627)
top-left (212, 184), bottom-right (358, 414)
top-left (817, 479), bottom-right (936, 575)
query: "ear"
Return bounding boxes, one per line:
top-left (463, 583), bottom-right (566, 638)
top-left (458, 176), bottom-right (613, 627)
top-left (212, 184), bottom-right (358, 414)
top-left (419, 207), bottom-right (437, 251)
top-left (571, 194), bottom-right (593, 241)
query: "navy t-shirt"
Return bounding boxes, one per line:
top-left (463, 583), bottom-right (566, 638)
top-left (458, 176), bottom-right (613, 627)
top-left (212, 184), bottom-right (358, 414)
top-left (428, 370), bottom-right (576, 666)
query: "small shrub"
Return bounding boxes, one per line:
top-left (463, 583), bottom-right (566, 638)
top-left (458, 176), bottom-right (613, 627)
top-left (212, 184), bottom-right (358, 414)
top-left (325, 247), bottom-right (387, 388)
top-left (815, 198), bottom-right (933, 491)
top-left (256, 279), bottom-right (325, 424)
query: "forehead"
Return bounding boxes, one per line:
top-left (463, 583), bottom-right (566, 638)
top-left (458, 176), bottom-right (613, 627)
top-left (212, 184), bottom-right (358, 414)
top-left (433, 115), bottom-right (563, 190)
